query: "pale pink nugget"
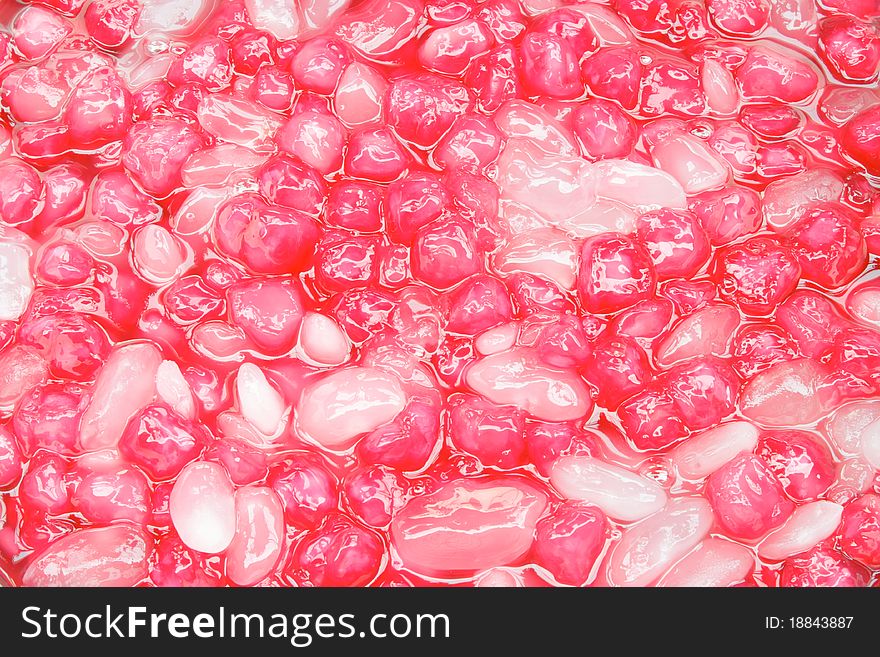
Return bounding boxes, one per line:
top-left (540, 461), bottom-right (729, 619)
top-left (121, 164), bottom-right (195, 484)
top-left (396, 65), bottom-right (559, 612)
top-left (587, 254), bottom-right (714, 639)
top-left (651, 133), bottom-right (730, 194)
top-left (12, 6), bottom-right (72, 60)
top-left (762, 169), bottom-right (844, 232)
top-left (2, 66), bottom-right (69, 123)
top-left (606, 498), bottom-right (715, 587)
top-left (80, 342), bottom-right (162, 451)
top-left (277, 110), bottom-right (345, 175)
top-left (122, 118), bottom-right (204, 197)
top-left (170, 461), bottom-right (236, 554)
top-left (495, 139), bottom-right (594, 225)
top-left (0, 242), bottom-right (34, 321)
top-left (655, 304), bottom-right (739, 366)
top-left (845, 279), bottom-right (880, 326)
top-left (474, 568), bottom-right (525, 587)
top-left (658, 538), bottom-right (754, 587)
top-left (334, 0), bottom-right (422, 62)
top-left (418, 19), bottom-right (493, 76)
top-left (0, 346), bottom-right (47, 409)
top-left (22, 524), bottom-right (152, 587)
top-left (132, 225), bottom-right (186, 284)
top-left (137, 0), bottom-right (210, 34)
top-left (494, 100), bottom-right (578, 156)
top-left (301, 0), bottom-right (351, 36)
top-left (297, 366), bottom-right (407, 450)
top-left (236, 363), bottom-right (286, 436)
top-left (593, 159), bottom-right (687, 211)
top-left (226, 486), bottom-right (285, 586)
top-left (197, 94), bottom-right (283, 152)
top-left (334, 62), bottom-right (387, 128)
top-left (823, 400), bottom-right (880, 456)
top-left (181, 144), bottom-right (268, 188)
top-left (76, 221), bottom-right (127, 258)
top-left (170, 187), bottom-right (230, 236)
top-left (465, 348), bottom-right (592, 422)
top-left (551, 455), bottom-right (667, 522)
top-left (758, 501), bottom-right (845, 561)
top-left (299, 312), bottom-right (350, 366)
top-left (673, 421), bottom-right (760, 480)
top-left (575, 4), bottom-right (633, 46)
top-left (155, 360), bottom-right (196, 420)
top-left (492, 228), bottom-right (578, 290)
top-left (826, 458), bottom-right (876, 505)
top-left (391, 477), bottom-right (548, 575)
top-left (740, 358), bottom-right (830, 426)
top-left (702, 59), bottom-right (739, 115)
top-left (244, 0), bottom-right (301, 39)
top-left (475, 323), bottom-right (518, 356)
top-left (191, 321), bottom-right (250, 361)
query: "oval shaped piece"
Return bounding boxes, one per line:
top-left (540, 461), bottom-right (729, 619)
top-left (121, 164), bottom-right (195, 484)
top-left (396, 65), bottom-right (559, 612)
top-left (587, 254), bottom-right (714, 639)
top-left (244, 0), bottom-right (300, 39)
top-left (606, 498), bottom-right (714, 587)
top-left (493, 100), bottom-right (578, 156)
top-left (495, 139), bottom-right (594, 225)
top-left (673, 421), bottom-right (760, 480)
top-left (740, 358), bottom-right (828, 426)
top-left (846, 282), bottom-right (880, 327)
top-left (492, 228), bottom-right (577, 290)
top-left (391, 477), bottom-right (548, 575)
top-left (22, 524), bottom-right (152, 587)
top-left (702, 60), bottom-right (739, 115)
top-left (0, 242), bottom-right (34, 322)
top-left (138, 0), bottom-right (211, 35)
top-left (762, 169), bottom-right (843, 233)
top-left (226, 486), bottom-right (285, 586)
top-left (236, 363), bottom-right (286, 436)
top-left (658, 538), bottom-right (754, 587)
top-left (334, 0), bottom-right (421, 63)
top-left (170, 461), bottom-right (236, 554)
top-left (651, 133), bottom-right (729, 194)
top-left (80, 342), bottom-right (163, 450)
top-left (758, 501), bottom-right (844, 561)
top-left (655, 304), bottom-right (739, 367)
top-left (155, 360), bottom-right (196, 419)
top-left (823, 400), bottom-right (880, 456)
top-left (299, 312), bottom-right (350, 366)
top-left (465, 348), bottom-right (592, 422)
top-left (197, 94), bottom-right (283, 152)
top-left (593, 159), bottom-right (687, 211)
top-left (550, 456), bottom-right (667, 522)
top-left (334, 62), bottom-right (387, 128)
top-left (475, 323), bottom-right (518, 356)
top-left (0, 346), bottom-right (47, 410)
top-left (181, 145), bottom-right (268, 188)
top-left (296, 367), bottom-right (407, 450)
top-left (559, 199), bottom-right (637, 238)
top-left (133, 225), bottom-right (185, 284)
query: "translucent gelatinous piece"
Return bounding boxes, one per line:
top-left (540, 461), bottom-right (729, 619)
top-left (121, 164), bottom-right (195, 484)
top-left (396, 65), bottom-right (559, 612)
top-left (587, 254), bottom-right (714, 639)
top-left (170, 461), bottom-right (236, 554)
top-left (80, 343), bottom-right (163, 450)
top-left (296, 367), bottom-right (407, 450)
top-left (465, 349), bottom-right (592, 421)
top-left (391, 477), bottom-right (548, 575)
top-left (551, 456), bottom-right (667, 522)
top-left (606, 498), bottom-right (715, 587)
top-left (22, 524), bottom-right (152, 587)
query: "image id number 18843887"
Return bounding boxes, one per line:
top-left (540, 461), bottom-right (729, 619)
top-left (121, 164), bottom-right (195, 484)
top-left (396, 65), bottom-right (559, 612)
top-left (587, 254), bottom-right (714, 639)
top-left (765, 617), bottom-right (854, 630)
